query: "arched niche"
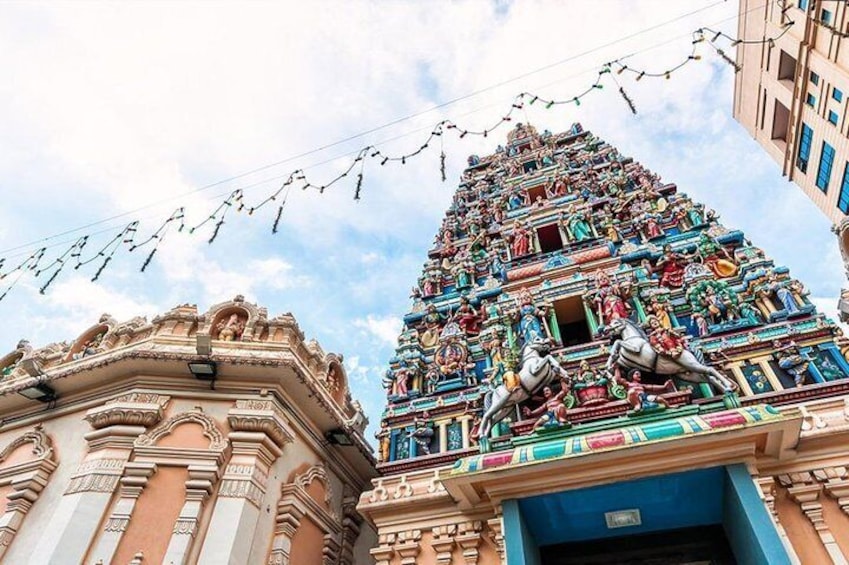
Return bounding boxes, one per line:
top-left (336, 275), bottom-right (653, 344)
top-left (209, 307), bottom-right (251, 342)
top-left (0, 351), bottom-right (24, 378)
top-left (65, 321), bottom-right (113, 362)
top-left (324, 354), bottom-right (350, 407)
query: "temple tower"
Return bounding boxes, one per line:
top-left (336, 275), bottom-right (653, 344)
top-left (359, 123), bottom-right (849, 564)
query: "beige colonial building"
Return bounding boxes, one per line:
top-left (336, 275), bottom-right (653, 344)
top-left (0, 295), bottom-right (376, 564)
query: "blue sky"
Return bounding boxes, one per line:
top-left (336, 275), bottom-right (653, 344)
top-left (0, 1), bottom-right (842, 439)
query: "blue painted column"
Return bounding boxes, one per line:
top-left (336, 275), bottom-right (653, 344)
top-left (723, 464), bottom-right (791, 565)
top-left (503, 499), bottom-right (541, 565)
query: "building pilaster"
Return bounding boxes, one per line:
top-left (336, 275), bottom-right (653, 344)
top-left (199, 399), bottom-right (292, 564)
top-left (430, 524), bottom-right (457, 565)
top-left (782, 474), bottom-right (846, 564)
top-left (30, 394), bottom-right (165, 565)
top-left (456, 520), bottom-right (483, 565)
top-left (163, 464), bottom-right (219, 565)
top-left (756, 476), bottom-right (801, 564)
top-left (87, 461), bottom-right (157, 563)
top-left (487, 515), bottom-right (506, 564)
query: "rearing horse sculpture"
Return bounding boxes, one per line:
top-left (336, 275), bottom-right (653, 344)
top-left (604, 318), bottom-right (738, 393)
top-left (478, 337), bottom-right (565, 439)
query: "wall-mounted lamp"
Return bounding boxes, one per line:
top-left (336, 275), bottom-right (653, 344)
top-left (325, 428), bottom-right (354, 446)
top-left (18, 382), bottom-right (57, 403)
top-left (188, 360), bottom-right (217, 382)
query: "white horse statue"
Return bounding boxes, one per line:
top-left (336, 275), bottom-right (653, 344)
top-left (604, 318), bottom-right (738, 393)
top-left (478, 337), bottom-right (565, 440)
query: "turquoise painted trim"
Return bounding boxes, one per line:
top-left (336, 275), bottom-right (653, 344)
top-left (503, 499), bottom-right (541, 565)
top-left (800, 347), bottom-right (825, 383)
top-left (821, 342), bottom-right (849, 375)
top-left (723, 464), bottom-right (790, 565)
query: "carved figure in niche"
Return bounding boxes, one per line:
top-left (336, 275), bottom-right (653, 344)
top-left (655, 245), bottom-right (690, 288)
top-left (522, 384), bottom-right (571, 431)
top-left (420, 305), bottom-right (445, 348)
top-left (393, 364), bottom-right (412, 397)
top-left (73, 330), bottom-right (106, 360)
top-left (420, 262), bottom-right (443, 298)
top-left (684, 200), bottom-right (705, 228)
top-left (692, 312), bottom-right (710, 337)
top-left (601, 215), bottom-right (622, 243)
top-left (702, 286), bottom-right (737, 324)
top-left (589, 270), bottom-right (632, 327)
top-left (696, 233), bottom-right (737, 278)
top-left (764, 274), bottom-right (805, 314)
top-left (774, 340), bottom-right (812, 387)
top-left (647, 299), bottom-right (674, 329)
top-left (645, 315), bottom-right (686, 358)
top-left (615, 370), bottom-right (673, 413)
top-left (409, 412), bottom-right (435, 455)
top-left (738, 301), bottom-right (763, 324)
top-left (216, 313), bottom-right (245, 341)
top-left (482, 328), bottom-right (506, 366)
top-left (551, 177), bottom-right (568, 197)
top-left (640, 212), bottom-right (664, 240)
top-left (562, 206), bottom-right (594, 242)
top-left (510, 221), bottom-right (532, 257)
top-left (469, 413), bottom-right (482, 446)
top-left (453, 296), bottom-right (482, 336)
top-left (326, 365), bottom-right (341, 392)
top-left (488, 249), bottom-right (508, 282)
top-left (514, 289), bottom-right (550, 346)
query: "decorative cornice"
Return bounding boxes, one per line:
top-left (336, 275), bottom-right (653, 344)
top-left (228, 399), bottom-right (294, 449)
top-left (85, 394), bottom-right (168, 430)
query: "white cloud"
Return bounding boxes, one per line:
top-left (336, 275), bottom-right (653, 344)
top-left (353, 315), bottom-right (403, 348)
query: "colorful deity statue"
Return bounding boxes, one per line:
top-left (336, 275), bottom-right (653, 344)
top-left (702, 285), bottom-right (738, 324)
top-left (640, 212), bottom-right (664, 240)
top-left (647, 298), bottom-right (674, 329)
top-left (683, 199), bottom-right (706, 228)
top-left (655, 244), bottom-right (690, 288)
top-left (453, 296), bottom-right (482, 336)
top-left (563, 206), bottom-right (594, 242)
top-left (510, 221), bottom-right (532, 258)
top-left (572, 360), bottom-right (611, 407)
top-left (616, 370), bottom-right (673, 414)
top-left (763, 273), bottom-right (806, 315)
top-left (514, 289), bottom-right (549, 346)
top-left (696, 232), bottom-right (738, 278)
top-left (773, 340), bottom-right (812, 387)
top-left (420, 304), bottom-right (445, 348)
top-left (409, 412), bottom-right (435, 455)
top-left (588, 270), bottom-right (632, 327)
top-left (646, 315), bottom-right (686, 358)
top-left (600, 215), bottom-right (622, 243)
top-left (420, 261), bottom-right (443, 298)
top-left (522, 383), bottom-right (571, 431)
top-left (452, 253), bottom-right (475, 290)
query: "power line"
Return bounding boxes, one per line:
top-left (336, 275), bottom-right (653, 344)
top-left (0, 0), bottom-right (729, 257)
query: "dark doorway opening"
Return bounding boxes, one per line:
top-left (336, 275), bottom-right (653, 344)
top-left (537, 224), bottom-right (564, 254)
top-left (539, 525), bottom-right (736, 565)
top-left (553, 296), bottom-right (592, 347)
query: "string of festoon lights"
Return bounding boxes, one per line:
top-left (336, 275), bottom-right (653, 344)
top-left (0, 5), bottom-right (797, 303)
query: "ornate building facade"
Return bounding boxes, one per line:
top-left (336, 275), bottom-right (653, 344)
top-left (358, 124), bottom-right (849, 563)
top-left (0, 296), bottom-right (376, 564)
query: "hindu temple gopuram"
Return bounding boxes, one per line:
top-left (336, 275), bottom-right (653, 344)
top-left (358, 123), bottom-right (849, 564)
top-left (0, 296), bottom-right (376, 564)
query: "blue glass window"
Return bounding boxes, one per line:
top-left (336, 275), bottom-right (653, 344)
top-left (798, 123), bottom-right (813, 172)
top-left (798, 0), bottom-right (808, 10)
top-left (839, 163), bottom-right (849, 214)
top-left (834, 87), bottom-right (844, 102)
top-left (817, 141), bottom-right (835, 191)
top-left (822, 9), bottom-right (833, 25)
top-left (810, 71), bottom-right (819, 85)
top-left (829, 110), bottom-right (839, 125)
top-left (807, 93), bottom-right (817, 107)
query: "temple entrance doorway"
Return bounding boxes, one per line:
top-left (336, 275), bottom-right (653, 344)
top-left (502, 465), bottom-right (790, 565)
top-left (540, 525), bottom-right (735, 564)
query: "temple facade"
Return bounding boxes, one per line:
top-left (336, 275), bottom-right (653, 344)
top-left (0, 296), bottom-right (376, 564)
top-left (358, 124), bottom-right (849, 564)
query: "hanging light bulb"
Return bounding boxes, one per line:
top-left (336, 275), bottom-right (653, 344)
top-left (574, 97), bottom-right (581, 106)
top-left (665, 71), bottom-right (671, 80)
top-left (637, 72), bottom-right (645, 81)
top-left (617, 65), bottom-right (627, 75)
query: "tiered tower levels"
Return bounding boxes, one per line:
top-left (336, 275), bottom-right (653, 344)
top-left (377, 123), bottom-right (849, 473)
